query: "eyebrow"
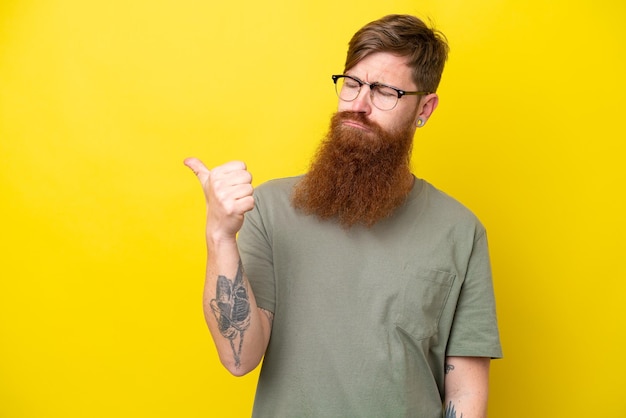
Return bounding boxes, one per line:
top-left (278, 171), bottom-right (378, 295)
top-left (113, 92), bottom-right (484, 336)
top-left (344, 73), bottom-right (426, 95)
top-left (344, 73), bottom-right (405, 91)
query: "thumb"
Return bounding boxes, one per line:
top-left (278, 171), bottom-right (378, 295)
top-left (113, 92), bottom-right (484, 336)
top-left (183, 157), bottom-right (211, 184)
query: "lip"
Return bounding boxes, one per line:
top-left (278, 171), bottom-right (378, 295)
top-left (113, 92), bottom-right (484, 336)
top-left (342, 120), bottom-right (372, 132)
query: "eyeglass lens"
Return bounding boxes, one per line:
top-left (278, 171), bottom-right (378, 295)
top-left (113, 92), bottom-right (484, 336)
top-left (334, 76), bottom-right (399, 111)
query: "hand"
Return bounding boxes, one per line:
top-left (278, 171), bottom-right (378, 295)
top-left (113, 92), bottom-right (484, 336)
top-left (184, 158), bottom-right (255, 241)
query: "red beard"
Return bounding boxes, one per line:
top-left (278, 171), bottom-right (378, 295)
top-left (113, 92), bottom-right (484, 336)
top-left (292, 111), bottom-right (415, 228)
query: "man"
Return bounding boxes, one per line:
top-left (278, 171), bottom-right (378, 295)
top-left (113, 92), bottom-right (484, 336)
top-left (185, 14), bottom-right (502, 418)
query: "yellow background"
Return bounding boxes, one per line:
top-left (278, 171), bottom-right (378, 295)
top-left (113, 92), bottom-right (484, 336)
top-left (1, 0), bottom-right (624, 417)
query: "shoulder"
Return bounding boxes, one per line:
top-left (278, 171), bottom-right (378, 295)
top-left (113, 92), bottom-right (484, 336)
top-left (254, 176), bottom-right (301, 197)
top-left (250, 175), bottom-right (302, 216)
top-left (417, 179), bottom-right (486, 238)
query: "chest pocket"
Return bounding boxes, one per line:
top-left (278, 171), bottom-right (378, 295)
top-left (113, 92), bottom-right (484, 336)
top-left (394, 269), bottom-right (455, 341)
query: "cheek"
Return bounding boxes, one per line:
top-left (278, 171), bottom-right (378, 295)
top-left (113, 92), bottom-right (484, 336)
top-left (384, 114), bottom-right (417, 136)
top-left (337, 101), bottom-right (351, 112)
top-left (393, 106), bottom-right (419, 130)
top-left (373, 114), bottom-right (400, 132)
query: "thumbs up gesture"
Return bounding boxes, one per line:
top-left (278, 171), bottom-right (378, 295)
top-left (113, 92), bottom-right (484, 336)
top-left (184, 158), bottom-right (255, 241)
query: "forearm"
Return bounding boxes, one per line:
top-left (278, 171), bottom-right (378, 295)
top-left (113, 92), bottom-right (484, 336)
top-left (183, 158), bottom-right (268, 375)
top-left (203, 236), bottom-right (271, 376)
top-left (443, 357), bottom-right (490, 418)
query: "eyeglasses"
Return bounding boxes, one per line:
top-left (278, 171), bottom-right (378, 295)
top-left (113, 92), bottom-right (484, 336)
top-left (332, 74), bottom-right (429, 111)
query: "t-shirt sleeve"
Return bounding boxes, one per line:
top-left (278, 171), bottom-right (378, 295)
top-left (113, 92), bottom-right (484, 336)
top-left (446, 230), bottom-right (503, 358)
top-left (238, 191), bottom-right (276, 314)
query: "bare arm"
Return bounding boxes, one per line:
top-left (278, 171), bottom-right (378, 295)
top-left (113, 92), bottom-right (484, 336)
top-left (444, 356), bottom-right (491, 418)
top-left (184, 158), bottom-right (272, 376)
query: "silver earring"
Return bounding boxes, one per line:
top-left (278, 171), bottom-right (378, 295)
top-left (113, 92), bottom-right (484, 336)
top-left (416, 118), bottom-right (425, 127)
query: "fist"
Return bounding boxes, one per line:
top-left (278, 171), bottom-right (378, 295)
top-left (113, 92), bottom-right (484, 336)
top-left (184, 158), bottom-right (255, 240)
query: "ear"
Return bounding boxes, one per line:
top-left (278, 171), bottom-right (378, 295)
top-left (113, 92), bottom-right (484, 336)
top-left (415, 93), bottom-right (439, 127)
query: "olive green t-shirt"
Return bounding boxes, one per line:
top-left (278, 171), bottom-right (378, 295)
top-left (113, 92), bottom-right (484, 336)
top-left (238, 176), bottom-right (502, 418)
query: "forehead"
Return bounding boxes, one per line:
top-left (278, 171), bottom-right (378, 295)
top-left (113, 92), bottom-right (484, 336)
top-left (345, 52), bottom-right (415, 89)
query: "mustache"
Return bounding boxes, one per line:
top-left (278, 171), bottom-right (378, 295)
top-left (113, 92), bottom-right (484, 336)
top-left (334, 111), bottom-right (382, 132)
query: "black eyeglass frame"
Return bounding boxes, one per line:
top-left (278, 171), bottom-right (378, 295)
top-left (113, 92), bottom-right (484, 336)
top-left (331, 74), bottom-right (430, 110)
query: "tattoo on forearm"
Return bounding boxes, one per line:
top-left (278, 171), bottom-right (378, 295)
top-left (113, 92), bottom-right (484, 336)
top-left (444, 401), bottom-right (463, 418)
top-left (210, 260), bottom-right (251, 367)
top-left (445, 363), bottom-right (455, 374)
